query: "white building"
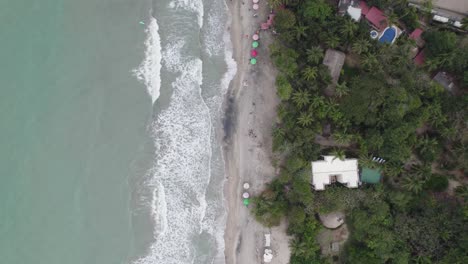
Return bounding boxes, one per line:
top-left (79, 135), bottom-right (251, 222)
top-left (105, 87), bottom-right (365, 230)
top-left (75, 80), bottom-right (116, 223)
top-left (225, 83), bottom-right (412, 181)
top-left (311, 156), bottom-right (359, 190)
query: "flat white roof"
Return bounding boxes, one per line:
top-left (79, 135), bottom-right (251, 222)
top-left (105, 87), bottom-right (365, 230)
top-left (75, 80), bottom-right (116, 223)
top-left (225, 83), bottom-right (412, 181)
top-left (347, 6), bottom-right (362, 21)
top-left (311, 156), bottom-right (359, 190)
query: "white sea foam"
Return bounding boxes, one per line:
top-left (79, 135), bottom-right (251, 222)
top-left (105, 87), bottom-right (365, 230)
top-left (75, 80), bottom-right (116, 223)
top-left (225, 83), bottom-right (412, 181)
top-left (133, 17), bottom-right (162, 105)
top-left (203, 13), bottom-right (223, 57)
top-left (133, 43), bottom-right (212, 264)
top-left (168, 0), bottom-right (204, 27)
top-left (133, 1), bottom-right (237, 263)
top-left (151, 182), bottom-right (168, 236)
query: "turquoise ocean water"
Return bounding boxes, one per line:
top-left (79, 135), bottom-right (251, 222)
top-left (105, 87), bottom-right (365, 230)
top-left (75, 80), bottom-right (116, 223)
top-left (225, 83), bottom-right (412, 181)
top-left (0, 0), bottom-right (152, 263)
top-left (0, 0), bottom-right (234, 263)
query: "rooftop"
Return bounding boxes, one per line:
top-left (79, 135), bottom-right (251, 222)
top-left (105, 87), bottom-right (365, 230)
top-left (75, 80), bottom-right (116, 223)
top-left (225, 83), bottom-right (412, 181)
top-left (409, 28), bottom-right (423, 40)
top-left (433, 71), bottom-right (456, 91)
top-left (338, 0), bottom-right (363, 21)
top-left (365, 7), bottom-right (387, 31)
top-left (409, 28), bottom-right (425, 47)
top-left (413, 49), bottom-right (425, 66)
top-left (360, 1), bottom-right (370, 16)
top-left (323, 49), bottom-right (346, 96)
top-left (311, 156), bottom-right (359, 190)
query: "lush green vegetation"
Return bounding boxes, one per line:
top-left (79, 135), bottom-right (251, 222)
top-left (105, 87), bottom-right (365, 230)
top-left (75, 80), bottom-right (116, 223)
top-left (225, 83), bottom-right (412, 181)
top-left (254, 0), bottom-right (467, 263)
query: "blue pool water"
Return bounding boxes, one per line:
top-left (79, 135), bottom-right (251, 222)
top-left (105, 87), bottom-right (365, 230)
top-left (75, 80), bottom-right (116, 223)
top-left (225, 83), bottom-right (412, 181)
top-left (379, 27), bottom-right (396, 44)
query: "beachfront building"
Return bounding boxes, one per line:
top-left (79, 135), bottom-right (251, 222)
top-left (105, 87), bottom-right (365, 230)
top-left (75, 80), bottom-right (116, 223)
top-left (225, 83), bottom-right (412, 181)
top-left (311, 156), bottom-right (359, 191)
top-left (322, 49), bottom-right (346, 96)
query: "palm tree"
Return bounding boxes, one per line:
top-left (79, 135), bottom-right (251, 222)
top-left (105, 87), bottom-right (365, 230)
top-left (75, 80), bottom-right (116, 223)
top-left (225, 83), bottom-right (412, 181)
top-left (297, 112), bottom-right (313, 127)
top-left (359, 154), bottom-right (378, 169)
top-left (333, 131), bottom-right (353, 145)
top-left (331, 148), bottom-right (346, 160)
top-left (361, 54), bottom-right (378, 71)
top-left (302, 66), bottom-right (318, 81)
top-left (340, 19), bottom-right (358, 40)
top-left (387, 11), bottom-right (399, 26)
top-left (424, 58), bottom-right (440, 72)
top-left (334, 81), bottom-right (349, 97)
top-left (383, 163), bottom-right (404, 177)
top-left (462, 17), bottom-right (468, 30)
top-left (351, 39), bottom-right (371, 54)
top-left (402, 176), bottom-right (425, 194)
top-left (290, 238), bottom-right (307, 257)
top-left (410, 164), bottom-right (431, 180)
top-left (306, 46), bottom-right (324, 64)
top-left (310, 96), bottom-right (325, 109)
top-left (268, 0), bottom-right (289, 9)
top-left (325, 35), bottom-right (340, 49)
top-left (294, 23), bottom-right (308, 40)
top-left (292, 90), bottom-right (311, 107)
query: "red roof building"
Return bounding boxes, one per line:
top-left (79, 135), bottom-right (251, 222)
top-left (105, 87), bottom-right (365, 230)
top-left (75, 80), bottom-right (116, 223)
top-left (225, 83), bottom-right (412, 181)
top-left (409, 28), bottom-right (423, 40)
top-left (413, 50), bottom-right (425, 66)
top-left (365, 7), bottom-right (387, 31)
top-left (409, 28), bottom-right (425, 47)
top-left (359, 1), bottom-right (370, 16)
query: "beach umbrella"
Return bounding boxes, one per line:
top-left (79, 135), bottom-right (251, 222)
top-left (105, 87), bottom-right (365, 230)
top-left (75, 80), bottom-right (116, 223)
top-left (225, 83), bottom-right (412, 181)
top-left (243, 198), bottom-right (250, 206)
top-left (243, 182), bottom-right (250, 189)
top-left (252, 34), bottom-right (259, 40)
top-left (252, 41), bottom-right (259, 48)
top-left (253, 0), bottom-right (259, 3)
top-left (251, 49), bottom-right (258, 57)
top-left (253, 4), bottom-right (259, 10)
top-left (242, 192), bottom-right (250, 199)
top-left (250, 58), bottom-right (257, 65)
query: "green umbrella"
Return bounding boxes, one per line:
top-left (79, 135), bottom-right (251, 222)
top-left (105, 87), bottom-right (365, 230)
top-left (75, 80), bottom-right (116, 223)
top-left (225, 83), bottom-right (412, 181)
top-left (250, 58), bottom-right (257, 65)
top-left (243, 198), bottom-right (250, 206)
top-left (252, 41), bottom-right (259, 48)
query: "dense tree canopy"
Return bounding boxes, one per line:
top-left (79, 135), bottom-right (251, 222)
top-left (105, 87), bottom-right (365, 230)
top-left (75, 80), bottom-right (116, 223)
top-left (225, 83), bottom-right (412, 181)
top-left (253, 0), bottom-right (467, 262)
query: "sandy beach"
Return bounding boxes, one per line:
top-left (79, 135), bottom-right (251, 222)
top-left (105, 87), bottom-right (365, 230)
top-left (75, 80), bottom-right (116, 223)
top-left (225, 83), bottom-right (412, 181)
top-left (223, 1), bottom-right (291, 264)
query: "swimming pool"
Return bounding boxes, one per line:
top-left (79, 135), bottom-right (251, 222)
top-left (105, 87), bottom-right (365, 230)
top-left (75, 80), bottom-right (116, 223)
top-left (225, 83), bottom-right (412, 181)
top-left (379, 27), bottom-right (397, 44)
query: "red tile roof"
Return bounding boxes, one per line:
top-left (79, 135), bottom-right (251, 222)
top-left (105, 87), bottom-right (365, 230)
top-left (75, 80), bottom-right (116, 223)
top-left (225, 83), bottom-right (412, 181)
top-left (365, 7), bottom-right (387, 31)
top-left (409, 28), bottom-right (423, 40)
top-left (360, 1), bottom-right (370, 16)
top-left (414, 50), bottom-right (425, 66)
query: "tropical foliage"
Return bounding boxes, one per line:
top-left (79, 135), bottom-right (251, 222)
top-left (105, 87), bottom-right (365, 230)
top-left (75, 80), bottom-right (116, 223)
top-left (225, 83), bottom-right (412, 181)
top-left (253, 0), bottom-right (467, 262)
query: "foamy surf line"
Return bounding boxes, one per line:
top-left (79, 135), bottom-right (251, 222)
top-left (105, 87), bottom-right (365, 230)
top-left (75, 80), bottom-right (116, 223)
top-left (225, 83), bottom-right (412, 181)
top-left (133, 43), bottom-right (211, 264)
top-left (133, 16), bottom-right (162, 105)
